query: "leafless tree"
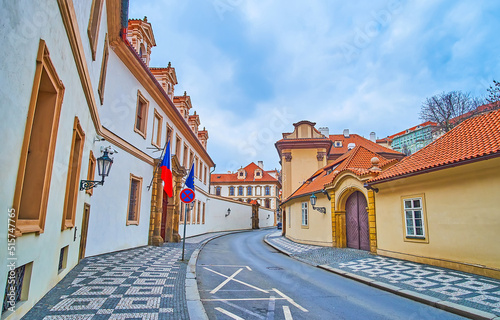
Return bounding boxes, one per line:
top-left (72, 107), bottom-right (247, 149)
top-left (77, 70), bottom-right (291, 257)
top-left (419, 91), bottom-right (483, 132)
top-left (486, 80), bottom-right (500, 104)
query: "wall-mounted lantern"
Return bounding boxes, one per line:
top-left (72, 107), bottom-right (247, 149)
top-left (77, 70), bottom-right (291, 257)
top-left (80, 147), bottom-right (114, 191)
top-left (310, 193), bottom-right (326, 214)
top-left (225, 208), bottom-right (231, 217)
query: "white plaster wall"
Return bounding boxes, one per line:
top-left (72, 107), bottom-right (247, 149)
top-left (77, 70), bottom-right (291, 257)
top-left (0, 1), bottom-right (99, 318)
top-left (259, 208), bottom-right (275, 228)
top-left (84, 143), bottom-right (153, 257)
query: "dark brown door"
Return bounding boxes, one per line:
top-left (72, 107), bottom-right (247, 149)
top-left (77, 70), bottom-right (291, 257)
top-left (161, 190), bottom-right (168, 240)
top-left (345, 191), bottom-right (369, 251)
top-left (79, 203), bottom-right (90, 261)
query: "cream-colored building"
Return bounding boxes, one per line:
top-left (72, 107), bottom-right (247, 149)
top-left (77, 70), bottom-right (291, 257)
top-left (367, 109), bottom-right (500, 278)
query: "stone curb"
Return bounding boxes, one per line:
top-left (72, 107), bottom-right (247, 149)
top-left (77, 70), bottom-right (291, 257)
top-left (185, 229), bottom-right (258, 320)
top-left (264, 235), bottom-right (499, 320)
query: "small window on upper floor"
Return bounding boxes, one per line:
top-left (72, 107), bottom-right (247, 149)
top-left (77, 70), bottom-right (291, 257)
top-left (152, 110), bottom-right (162, 148)
top-left (334, 141), bottom-right (342, 148)
top-left (88, 0), bottom-right (104, 60)
top-left (134, 91), bottom-right (149, 139)
top-left (216, 187), bottom-right (221, 196)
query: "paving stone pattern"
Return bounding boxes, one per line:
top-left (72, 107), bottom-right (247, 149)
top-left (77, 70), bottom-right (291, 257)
top-left (23, 231), bottom-right (234, 320)
top-left (266, 231), bottom-right (500, 316)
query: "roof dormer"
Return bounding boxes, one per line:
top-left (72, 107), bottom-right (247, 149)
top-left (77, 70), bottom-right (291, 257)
top-left (188, 111), bottom-right (200, 135)
top-left (150, 62), bottom-right (178, 100)
top-left (254, 168), bottom-right (263, 179)
top-left (237, 168), bottom-right (247, 180)
top-left (173, 91), bottom-right (192, 120)
top-left (127, 17), bottom-right (156, 67)
top-left (198, 128), bottom-right (209, 149)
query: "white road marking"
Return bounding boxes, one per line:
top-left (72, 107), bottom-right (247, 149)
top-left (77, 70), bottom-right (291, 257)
top-left (215, 307), bottom-right (245, 320)
top-left (203, 265), bottom-right (253, 271)
top-left (219, 299), bottom-right (266, 320)
top-left (273, 288), bottom-right (308, 312)
top-left (203, 298), bottom-right (287, 302)
top-left (266, 295), bottom-right (276, 320)
top-left (211, 268), bottom-right (243, 294)
top-left (283, 306), bottom-right (293, 320)
top-left (204, 267), bottom-right (269, 293)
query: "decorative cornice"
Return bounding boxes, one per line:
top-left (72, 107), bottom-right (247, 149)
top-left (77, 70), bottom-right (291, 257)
top-left (316, 151), bottom-right (326, 161)
top-left (283, 152), bottom-right (292, 162)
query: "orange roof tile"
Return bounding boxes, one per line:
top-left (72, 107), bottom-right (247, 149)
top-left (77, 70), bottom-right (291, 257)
top-left (284, 146), bottom-right (397, 204)
top-left (369, 109), bottom-right (500, 184)
top-left (211, 162), bottom-right (280, 184)
top-left (328, 134), bottom-right (403, 158)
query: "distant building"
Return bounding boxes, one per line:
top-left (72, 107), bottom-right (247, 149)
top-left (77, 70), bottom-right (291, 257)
top-left (211, 162), bottom-right (281, 223)
top-left (376, 121), bottom-right (437, 156)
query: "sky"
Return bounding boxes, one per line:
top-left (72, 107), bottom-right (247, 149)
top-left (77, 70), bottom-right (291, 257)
top-left (129, 0), bottom-right (500, 172)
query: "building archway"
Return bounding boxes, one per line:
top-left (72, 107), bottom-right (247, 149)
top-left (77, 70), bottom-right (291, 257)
top-left (345, 191), bottom-right (370, 251)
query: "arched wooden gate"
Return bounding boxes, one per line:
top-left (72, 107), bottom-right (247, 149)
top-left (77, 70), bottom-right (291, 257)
top-left (345, 191), bottom-right (370, 251)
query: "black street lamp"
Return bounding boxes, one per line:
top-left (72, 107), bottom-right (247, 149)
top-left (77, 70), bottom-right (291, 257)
top-left (225, 208), bottom-right (231, 217)
top-left (310, 193), bottom-right (327, 214)
top-left (80, 148), bottom-right (114, 191)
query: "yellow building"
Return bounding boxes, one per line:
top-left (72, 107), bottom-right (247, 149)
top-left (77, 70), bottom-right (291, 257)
top-left (367, 109), bottom-right (500, 278)
top-left (276, 121), bottom-right (403, 236)
top-left (281, 146), bottom-right (398, 249)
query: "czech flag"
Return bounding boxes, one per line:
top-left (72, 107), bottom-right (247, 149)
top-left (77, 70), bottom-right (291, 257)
top-left (160, 141), bottom-right (173, 197)
top-left (185, 162), bottom-right (195, 192)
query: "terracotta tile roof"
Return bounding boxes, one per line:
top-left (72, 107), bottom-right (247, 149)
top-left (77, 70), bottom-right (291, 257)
top-left (369, 109), bottom-right (500, 184)
top-left (328, 134), bottom-right (403, 157)
top-left (211, 162), bottom-right (280, 184)
top-left (377, 121), bottom-right (437, 143)
top-left (284, 146), bottom-right (397, 204)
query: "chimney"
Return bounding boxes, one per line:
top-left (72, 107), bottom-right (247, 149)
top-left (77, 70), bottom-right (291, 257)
top-left (370, 132), bottom-right (376, 142)
top-left (318, 127), bottom-right (329, 137)
top-left (258, 161), bottom-right (264, 169)
top-left (343, 129), bottom-right (350, 138)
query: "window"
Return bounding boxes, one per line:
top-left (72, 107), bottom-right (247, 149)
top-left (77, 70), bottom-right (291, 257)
top-left (404, 197), bottom-right (425, 238)
top-left (13, 40), bottom-right (64, 235)
top-left (204, 166), bottom-right (207, 184)
top-left (166, 125), bottom-right (172, 143)
top-left (97, 34), bottom-right (109, 104)
top-left (265, 199), bottom-right (270, 208)
top-left (238, 186), bottom-right (244, 196)
top-left (151, 110), bottom-right (162, 148)
top-left (2, 262), bottom-right (32, 314)
top-left (194, 157), bottom-right (198, 178)
top-left (189, 151), bottom-right (194, 169)
top-left (87, 0), bottom-right (104, 60)
top-left (192, 201), bottom-right (197, 224)
top-left (301, 202), bottom-right (308, 226)
top-left (256, 187), bottom-right (261, 196)
top-left (175, 136), bottom-right (181, 158)
top-left (197, 200), bottom-right (201, 224)
top-left (199, 161), bottom-right (203, 180)
top-left (85, 151), bottom-right (96, 196)
top-left (216, 187), bottom-right (221, 196)
top-left (229, 186), bottom-right (235, 196)
top-left (183, 144), bottom-right (188, 167)
top-left (127, 174), bottom-right (142, 225)
top-left (247, 186), bottom-right (252, 196)
top-left (202, 203), bottom-right (206, 224)
top-left (265, 186), bottom-right (270, 196)
top-left (256, 171), bottom-right (261, 176)
top-left (58, 246), bottom-right (68, 273)
top-left (134, 90), bottom-right (149, 138)
top-left (62, 117), bottom-right (85, 230)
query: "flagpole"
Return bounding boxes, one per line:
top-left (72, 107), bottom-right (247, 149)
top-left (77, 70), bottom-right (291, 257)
top-left (147, 136), bottom-right (171, 191)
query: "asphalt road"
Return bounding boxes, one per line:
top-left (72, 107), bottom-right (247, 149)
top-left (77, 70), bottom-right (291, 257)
top-left (196, 229), bottom-right (465, 320)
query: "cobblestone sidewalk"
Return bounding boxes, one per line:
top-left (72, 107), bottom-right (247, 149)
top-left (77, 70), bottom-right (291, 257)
top-left (266, 230), bottom-right (500, 318)
top-left (23, 231), bottom-right (235, 320)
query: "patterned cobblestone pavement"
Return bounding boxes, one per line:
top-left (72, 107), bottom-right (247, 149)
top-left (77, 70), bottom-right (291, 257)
top-left (23, 231), bottom-right (234, 320)
top-left (266, 230), bottom-right (500, 316)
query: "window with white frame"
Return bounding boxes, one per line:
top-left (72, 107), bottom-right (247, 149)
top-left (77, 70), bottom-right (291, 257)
top-left (265, 186), bottom-right (270, 196)
top-left (229, 186), bottom-right (235, 196)
top-left (301, 202), bottom-right (308, 226)
top-left (247, 186), bottom-right (252, 196)
top-left (238, 186), bottom-right (243, 196)
top-left (404, 197), bottom-right (425, 238)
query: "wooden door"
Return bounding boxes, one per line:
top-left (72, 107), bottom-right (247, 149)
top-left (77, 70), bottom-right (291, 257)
top-left (345, 192), bottom-right (369, 251)
top-left (79, 203), bottom-right (90, 261)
